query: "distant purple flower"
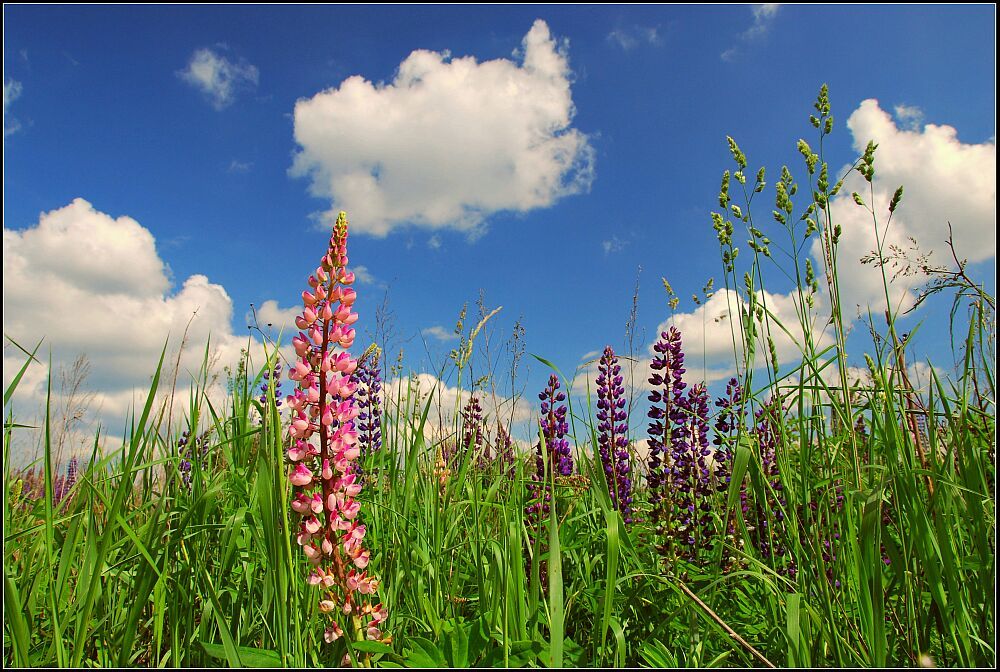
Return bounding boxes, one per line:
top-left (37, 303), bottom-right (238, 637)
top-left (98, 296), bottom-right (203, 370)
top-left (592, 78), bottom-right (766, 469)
top-left (714, 378), bottom-right (746, 504)
top-left (526, 374), bottom-right (571, 526)
top-left (353, 357), bottom-right (383, 457)
top-left (177, 428), bottom-right (211, 488)
top-left (678, 382), bottom-right (715, 556)
top-left (713, 379), bottom-right (746, 567)
top-left (647, 327), bottom-right (686, 510)
top-left (460, 396), bottom-right (489, 469)
top-left (538, 374), bottom-right (572, 477)
top-left (259, 362), bottom-right (283, 408)
top-left (66, 457), bottom-right (79, 487)
top-left (647, 328), bottom-right (726, 564)
top-left (54, 457), bottom-right (77, 503)
top-left (597, 346), bottom-right (633, 524)
top-left (494, 424), bottom-right (517, 479)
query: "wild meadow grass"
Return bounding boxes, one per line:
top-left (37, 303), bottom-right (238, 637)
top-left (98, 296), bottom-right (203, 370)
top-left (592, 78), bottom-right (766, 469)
top-left (3, 87), bottom-right (994, 667)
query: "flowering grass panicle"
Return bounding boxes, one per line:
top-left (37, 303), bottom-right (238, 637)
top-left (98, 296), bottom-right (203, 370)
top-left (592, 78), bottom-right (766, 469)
top-left (285, 211), bottom-right (388, 653)
top-left (596, 346), bottom-right (633, 523)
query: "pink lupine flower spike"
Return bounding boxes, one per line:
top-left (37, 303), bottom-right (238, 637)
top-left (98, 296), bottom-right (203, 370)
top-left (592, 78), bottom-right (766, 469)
top-left (285, 211), bottom-right (390, 656)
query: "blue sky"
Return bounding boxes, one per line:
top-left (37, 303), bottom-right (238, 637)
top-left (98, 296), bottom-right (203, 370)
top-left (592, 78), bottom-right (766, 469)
top-left (3, 5), bottom-right (996, 449)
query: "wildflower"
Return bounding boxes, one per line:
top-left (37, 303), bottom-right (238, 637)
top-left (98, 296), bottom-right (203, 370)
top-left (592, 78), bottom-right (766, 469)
top-left (596, 346), bottom-right (633, 524)
top-left (53, 457), bottom-right (80, 505)
top-left (353, 355), bottom-right (382, 458)
top-left (646, 328), bottom-right (724, 566)
top-left (177, 429), bottom-right (211, 488)
top-left (460, 396), bottom-right (489, 469)
top-left (494, 424), bottom-right (517, 479)
top-left (259, 362), bottom-right (283, 408)
top-left (538, 374), bottom-right (572, 477)
top-left (285, 212), bottom-right (388, 654)
top-left (527, 375), bottom-right (569, 515)
top-left (646, 327), bottom-right (687, 511)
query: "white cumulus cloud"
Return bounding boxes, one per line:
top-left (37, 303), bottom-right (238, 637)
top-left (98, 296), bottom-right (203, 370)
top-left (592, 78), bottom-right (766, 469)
top-left (179, 47), bottom-right (259, 110)
top-left (290, 19), bottom-right (595, 237)
top-left (422, 325), bottom-right (459, 342)
top-left (3, 199), bottom-right (272, 450)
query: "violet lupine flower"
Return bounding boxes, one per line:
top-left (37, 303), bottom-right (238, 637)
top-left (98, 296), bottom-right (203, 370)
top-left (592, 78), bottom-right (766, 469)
top-left (646, 327), bottom-right (687, 512)
top-left (539, 375), bottom-right (572, 477)
top-left (712, 378), bottom-right (742, 492)
top-left (596, 346), bottom-right (633, 524)
top-left (52, 457), bottom-right (80, 504)
top-left (676, 382), bottom-right (716, 558)
top-left (647, 328), bottom-right (724, 565)
top-left (460, 396), bottom-right (489, 469)
top-left (525, 375), bottom-right (571, 527)
top-left (259, 362), bottom-right (283, 408)
top-left (646, 327), bottom-right (687, 561)
top-left (177, 429), bottom-right (211, 488)
top-left (285, 211), bottom-right (388, 651)
top-left (494, 424), bottom-right (517, 479)
top-left (353, 355), bottom-right (383, 458)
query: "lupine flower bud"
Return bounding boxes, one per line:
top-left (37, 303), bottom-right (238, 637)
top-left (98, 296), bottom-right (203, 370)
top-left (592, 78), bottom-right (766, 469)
top-left (597, 346), bottom-right (633, 524)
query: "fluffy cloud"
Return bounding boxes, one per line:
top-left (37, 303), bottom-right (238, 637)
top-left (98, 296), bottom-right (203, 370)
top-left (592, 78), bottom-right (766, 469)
top-left (178, 47), bottom-right (259, 110)
top-left (421, 325), bottom-right (458, 342)
top-left (819, 99), bottom-right (996, 315)
top-left (3, 199), bottom-right (269, 453)
top-left (291, 19), bottom-right (595, 237)
top-left (251, 300), bottom-right (301, 337)
top-left (351, 265), bottom-right (376, 285)
top-left (4, 77), bottom-right (23, 137)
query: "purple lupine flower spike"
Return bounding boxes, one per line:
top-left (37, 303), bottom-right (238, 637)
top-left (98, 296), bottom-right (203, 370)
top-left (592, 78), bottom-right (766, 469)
top-left (460, 396), bottom-right (489, 469)
top-left (647, 327), bottom-right (686, 512)
top-left (526, 374), bottom-right (571, 527)
top-left (259, 362), bottom-right (283, 408)
top-left (597, 346), bottom-right (633, 524)
top-left (353, 355), bottom-right (383, 458)
top-left (647, 328), bottom-right (726, 564)
top-left (539, 374), bottom-right (572, 476)
top-left (494, 424), bottom-right (516, 479)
